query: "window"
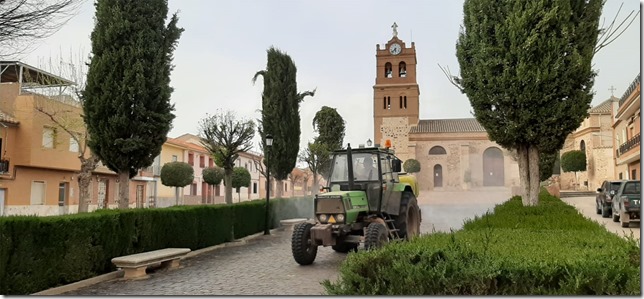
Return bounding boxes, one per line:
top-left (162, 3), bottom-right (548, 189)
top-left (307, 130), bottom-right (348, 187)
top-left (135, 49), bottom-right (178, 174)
top-left (188, 153), bottom-right (194, 165)
top-left (398, 61), bottom-right (407, 77)
top-left (253, 182), bottom-right (257, 194)
top-left (191, 183), bottom-right (197, 196)
top-left (619, 172), bottom-right (623, 180)
top-left (172, 155), bottom-right (178, 162)
top-left (69, 135), bottom-right (79, 152)
top-left (30, 181), bottom-right (46, 205)
top-left (383, 97), bottom-right (387, 109)
top-left (42, 127), bottom-right (55, 148)
top-left (399, 96), bottom-right (403, 109)
top-left (385, 62), bottom-right (393, 78)
top-left (632, 169), bottom-right (637, 180)
top-left (429, 146), bottom-right (447, 155)
top-left (209, 158), bottom-right (214, 167)
top-left (580, 140), bottom-right (585, 153)
top-left (404, 96), bottom-right (407, 109)
top-left (285, 183), bottom-right (288, 192)
top-left (387, 96), bottom-right (391, 109)
top-left (199, 155), bottom-right (205, 168)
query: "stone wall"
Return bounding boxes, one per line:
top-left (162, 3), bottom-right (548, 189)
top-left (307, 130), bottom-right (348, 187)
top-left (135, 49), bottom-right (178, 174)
top-left (380, 116), bottom-right (412, 161)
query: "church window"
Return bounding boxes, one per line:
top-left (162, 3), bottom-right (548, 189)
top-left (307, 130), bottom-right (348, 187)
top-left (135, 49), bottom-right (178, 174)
top-left (429, 146), bottom-right (447, 155)
top-left (385, 62), bottom-right (393, 78)
top-left (580, 140), bottom-right (585, 153)
top-left (399, 96), bottom-right (403, 109)
top-left (387, 96), bottom-right (391, 109)
top-left (404, 96), bottom-right (407, 109)
top-left (399, 62), bottom-right (407, 77)
top-left (383, 97), bottom-right (386, 109)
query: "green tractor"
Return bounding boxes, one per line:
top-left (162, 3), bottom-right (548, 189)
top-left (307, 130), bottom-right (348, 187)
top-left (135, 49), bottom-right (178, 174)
top-left (291, 142), bottom-right (422, 265)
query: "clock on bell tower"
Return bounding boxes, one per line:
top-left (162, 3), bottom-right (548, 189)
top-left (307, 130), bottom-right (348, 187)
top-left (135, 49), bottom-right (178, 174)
top-left (372, 23), bottom-right (420, 160)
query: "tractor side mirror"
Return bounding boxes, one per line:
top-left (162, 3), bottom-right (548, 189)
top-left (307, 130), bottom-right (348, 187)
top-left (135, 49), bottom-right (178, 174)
top-left (392, 159), bottom-right (402, 173)
top-left (596, 188), bottom-right (602, 192)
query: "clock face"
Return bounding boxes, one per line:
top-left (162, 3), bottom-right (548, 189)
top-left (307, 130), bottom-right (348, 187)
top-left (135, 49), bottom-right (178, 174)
top-left (389, 43), bottom-right (402, 55)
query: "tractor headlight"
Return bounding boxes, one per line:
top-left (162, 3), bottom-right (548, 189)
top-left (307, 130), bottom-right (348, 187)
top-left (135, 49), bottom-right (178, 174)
top-left (318, 214), bottom-right (328, 223)
top-left (336, 214), bottom-right (345, 223)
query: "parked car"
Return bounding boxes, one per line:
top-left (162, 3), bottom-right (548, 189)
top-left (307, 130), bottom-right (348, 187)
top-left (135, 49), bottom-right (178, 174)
top-left (596, 180), bottom-right (625, 218)
top-left (611, 180), bottom-right (641, 228)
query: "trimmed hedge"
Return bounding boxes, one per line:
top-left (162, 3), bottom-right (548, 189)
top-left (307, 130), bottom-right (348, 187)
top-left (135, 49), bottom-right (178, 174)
top-left (323, 190), bottom-right (641, 295)
top-left (0, 196), bottom-right (315, 295)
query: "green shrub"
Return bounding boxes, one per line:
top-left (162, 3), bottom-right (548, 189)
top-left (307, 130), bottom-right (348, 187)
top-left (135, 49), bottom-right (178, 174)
top-left (323, 190), bottom-right (641, 295)
top-left (0, 196), bottom-right (314, 295)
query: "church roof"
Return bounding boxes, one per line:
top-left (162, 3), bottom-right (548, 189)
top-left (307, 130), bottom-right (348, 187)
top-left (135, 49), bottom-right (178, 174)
top-left (589, 97), bottom-right (615, 114)
top-left (410, 118), bottom-right (486, 133)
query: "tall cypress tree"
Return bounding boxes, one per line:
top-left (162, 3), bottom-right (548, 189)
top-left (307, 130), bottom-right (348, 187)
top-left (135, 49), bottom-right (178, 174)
top-left (454, 0), bottom-right (602, 205)
top-left (83, 0), bottom-right (183, 209)
top-left (253, 47), bottom-right (315, 198)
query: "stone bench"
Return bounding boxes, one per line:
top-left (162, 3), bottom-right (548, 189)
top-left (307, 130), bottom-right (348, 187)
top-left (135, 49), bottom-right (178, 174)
top-left (111, 248), bottom-right (191, 279)
top-left (279, 218), bottom-right (309, 231)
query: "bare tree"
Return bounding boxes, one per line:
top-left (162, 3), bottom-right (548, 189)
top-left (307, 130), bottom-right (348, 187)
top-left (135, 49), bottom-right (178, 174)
top-left (32, 52), bottom-right (99, 213)
top-left (288, 169), bottom-right (304, 197)
top-left (0, 0), bottom-right (84, 58)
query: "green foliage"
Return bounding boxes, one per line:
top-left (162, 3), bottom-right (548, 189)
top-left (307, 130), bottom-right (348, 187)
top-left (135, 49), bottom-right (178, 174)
top-left (83, 0), bottom-right (183, 178)
top-left (199, 111), bottom-right (255, 204)
top-left (308, 106), bottom-right (345, 178)
top-left (202, 166), bottom-right (224, 186)
top-left (324, 190), bottom-right (640, 295)
top-left (403, 159), bottom-right (421, 173)
top-left (299, 141), bottom-right (329, 180)
top-left (232, 167), bottom-right (251, 193)
top-left (254, 46), bottom-right (316, 181)
top-left (539, 151), bottom-right (558, 182)
top-left (561, 150), bottom-right (587, 173)
top-left (0, 196), bottom-right (315, 295)
top-left (160, 161), bottom-right (194, 188)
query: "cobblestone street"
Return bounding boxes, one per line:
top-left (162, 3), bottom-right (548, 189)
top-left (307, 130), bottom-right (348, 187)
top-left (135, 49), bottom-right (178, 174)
top-left (64, 189), bottom-right (511, 295)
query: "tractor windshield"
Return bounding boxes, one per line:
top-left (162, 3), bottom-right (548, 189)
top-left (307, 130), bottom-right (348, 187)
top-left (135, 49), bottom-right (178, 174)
top-left (329, 153), bottom-right (379, 183)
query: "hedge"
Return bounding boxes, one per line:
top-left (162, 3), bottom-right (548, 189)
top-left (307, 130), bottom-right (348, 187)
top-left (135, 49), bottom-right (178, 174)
top-left (0, 196), bottom-right (314, 295)
top-left (323, 190), bottom-right (641, 295)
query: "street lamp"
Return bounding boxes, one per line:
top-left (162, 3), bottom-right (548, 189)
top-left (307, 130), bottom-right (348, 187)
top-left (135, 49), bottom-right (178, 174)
top-left (367, 139), bottom-right (373, 147)
top-left (264, 134), bottom-right (273, 235)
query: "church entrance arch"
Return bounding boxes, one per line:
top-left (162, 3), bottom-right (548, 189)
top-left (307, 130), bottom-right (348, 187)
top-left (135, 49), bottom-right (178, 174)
top-left (483, 147), bottom-right (505, 186)
top-left (433, 164), bottom-right (443, 188)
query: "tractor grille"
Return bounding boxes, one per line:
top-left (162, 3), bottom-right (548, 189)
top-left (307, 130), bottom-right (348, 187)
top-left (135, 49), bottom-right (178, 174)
top-left (316, 197), bottom-right (344, 214)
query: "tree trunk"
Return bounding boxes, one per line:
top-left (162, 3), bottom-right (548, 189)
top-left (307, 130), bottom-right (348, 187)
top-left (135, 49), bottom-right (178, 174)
top-left (312, 174), bottom-right (319, 195)
top-left (224, 168), bottom-right (233, 204)
top-left (175, 187), bottom-right (180, 206)
top-left (276, 179), bottom-right (283, 198)
top-left (517, 145), bottom-right (530, 205)
top-left (118, 171), bottom-right (130, 209)
top-left (528, 145), bottom-right (540, 206)
top-left (77, 157), bottom-right (99, 213)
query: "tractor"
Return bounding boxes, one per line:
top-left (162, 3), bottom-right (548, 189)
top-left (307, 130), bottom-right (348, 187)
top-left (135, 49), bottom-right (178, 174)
top-left (291, 141), bottom-right (422, 265)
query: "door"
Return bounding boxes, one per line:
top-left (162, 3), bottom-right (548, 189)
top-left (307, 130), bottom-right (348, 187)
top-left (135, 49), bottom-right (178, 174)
top-left (98, 180), bottom-right (107, 209)
top-left (483, 147), bottom-right (505, 186)
top-left (58, 182), bottom-right (68, 215)
top-left (434, 164), bottom-right (443, 188)
top-left (136, 185), bottom-right (144, 208)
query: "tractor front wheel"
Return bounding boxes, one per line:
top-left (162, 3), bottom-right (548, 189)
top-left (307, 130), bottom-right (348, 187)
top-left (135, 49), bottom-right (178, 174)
top-left (291, 222), bottom-right (318, 265)
top-left (364, 222), bottom-right (389, 250)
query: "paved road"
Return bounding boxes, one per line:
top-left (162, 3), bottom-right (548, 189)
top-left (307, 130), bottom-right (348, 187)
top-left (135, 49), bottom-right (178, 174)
top-left (64, 189), bottom-right (511, 296)
top-left (561, 196), bottom-right (640, 240)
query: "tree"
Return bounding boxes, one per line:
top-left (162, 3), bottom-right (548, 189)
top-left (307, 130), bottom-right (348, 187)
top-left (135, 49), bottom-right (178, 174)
top-left (561, 150), bottom-right (587, 190)
top-left (288, 169), bottom-right (304, 197)
top-left (253, 46), bottom-right (315, 199)
top-left (403, 159), bottom-right (421, 174)
top-left (447, 0), bottom-right (603, 205)
top-left (202, 166), bottom-right (224, 204)
top-left (33, 54), bottom-right (99, 213)
top-left (311, 106), bottom-right (345, 178)
top-left (299, 141), bottom-right (327, 195)
top-left (0, 0), bottom-right (83, 58)
top-left (231, 166), bottom-right (251, 202)
top-left (83, 0), bottom-right (183, 209)
top-left (539, 151), bottom-right (560, 182)
top-left (199, 111), bottom-right (255, 205)
top-left (160, 161), bottom-right (194, 206)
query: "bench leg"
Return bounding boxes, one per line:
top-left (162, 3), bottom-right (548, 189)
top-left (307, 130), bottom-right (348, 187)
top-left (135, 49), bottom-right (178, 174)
top-left (123, 266), bottom-right (147, 279)
top-left (161, 258), bottom-right (181, 270)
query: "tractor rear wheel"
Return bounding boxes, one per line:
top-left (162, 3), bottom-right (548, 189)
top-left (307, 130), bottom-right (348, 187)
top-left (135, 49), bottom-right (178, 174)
top-left (395, 192), bottom-right (421, 240)
top-left (332, 242), bottom-right (358, 253)
top-left (364, 222), bottom-right (389, 250)
top-left (291, 222), bottom-right (318, 265)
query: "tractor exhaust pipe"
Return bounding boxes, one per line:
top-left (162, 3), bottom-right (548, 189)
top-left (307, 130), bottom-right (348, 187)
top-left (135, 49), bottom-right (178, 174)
top-left (346, 143), bottom-right (355, 191)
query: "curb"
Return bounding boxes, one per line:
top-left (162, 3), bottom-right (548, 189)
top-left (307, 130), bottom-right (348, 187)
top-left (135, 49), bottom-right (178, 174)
top-left (31, 227), bottom-right (282, 295)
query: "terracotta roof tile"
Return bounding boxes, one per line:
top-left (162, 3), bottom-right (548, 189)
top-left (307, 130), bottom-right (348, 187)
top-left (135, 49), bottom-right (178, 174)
top-left (410, 118), bottom-right (486, 133)
top-left (589, 98), bottom-right (614, 114)
top-left (0, 110), bottom-right (19, 125)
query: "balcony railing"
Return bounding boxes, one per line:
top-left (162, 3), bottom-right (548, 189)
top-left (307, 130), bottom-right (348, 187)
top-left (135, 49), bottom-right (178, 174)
top-left (617, 133), bottom-right (640, 157)
top-left (0, 159), bottom-right (8, 173)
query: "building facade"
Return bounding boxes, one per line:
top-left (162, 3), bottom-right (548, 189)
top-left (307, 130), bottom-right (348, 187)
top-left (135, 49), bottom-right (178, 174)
top-left (613, 74), bottom-right (640, 181)
top-left (373, 27), bottom-right (520, 191)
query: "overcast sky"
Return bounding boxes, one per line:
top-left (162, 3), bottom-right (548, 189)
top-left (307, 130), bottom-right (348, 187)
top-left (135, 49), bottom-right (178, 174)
top-left (17, 0), bottom-right (641, 159)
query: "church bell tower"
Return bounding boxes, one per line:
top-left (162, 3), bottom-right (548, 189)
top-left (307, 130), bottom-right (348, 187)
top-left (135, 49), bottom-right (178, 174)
top-left (373, 22), bottom-right (420, 160)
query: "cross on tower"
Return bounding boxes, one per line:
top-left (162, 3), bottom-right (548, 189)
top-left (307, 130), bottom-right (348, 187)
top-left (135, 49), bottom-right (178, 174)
top-left (609, 85), bottom-right (617, 96)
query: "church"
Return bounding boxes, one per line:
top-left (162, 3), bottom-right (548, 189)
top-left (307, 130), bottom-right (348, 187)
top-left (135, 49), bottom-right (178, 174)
top-left (373, 24), bottom-right (520, 191)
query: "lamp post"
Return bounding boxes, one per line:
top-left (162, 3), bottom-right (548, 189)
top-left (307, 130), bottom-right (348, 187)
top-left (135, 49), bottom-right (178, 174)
top-left (367, 139), bottom-right (373, 147)
top-left (264, 134), bottom-right (273, 235)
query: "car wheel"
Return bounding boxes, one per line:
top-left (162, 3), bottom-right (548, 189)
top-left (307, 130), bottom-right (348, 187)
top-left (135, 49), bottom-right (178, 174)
top-left (601, 204), bottom-right (610, 218)
top-left (596, 202), bottom-right (602, 214)
top-left (612, 211), bottom-right (619, 222)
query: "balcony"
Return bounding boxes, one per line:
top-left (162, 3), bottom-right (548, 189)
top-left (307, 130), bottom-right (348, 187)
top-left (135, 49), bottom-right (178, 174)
top-left (0, 159), bottom-right (8, 173)
top-left (144, 165), bottom-right (161, 176)
top-left (617, 133), bottom-right (640, 157)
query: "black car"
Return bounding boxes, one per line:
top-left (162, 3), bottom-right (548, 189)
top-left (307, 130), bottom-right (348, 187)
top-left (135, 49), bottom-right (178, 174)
top-left (596, 180), bottom-right (625, 218)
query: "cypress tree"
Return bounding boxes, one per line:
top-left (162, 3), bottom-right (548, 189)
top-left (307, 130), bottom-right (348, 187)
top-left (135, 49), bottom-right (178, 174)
top-left (83, 0), bottom-right (183, 209)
